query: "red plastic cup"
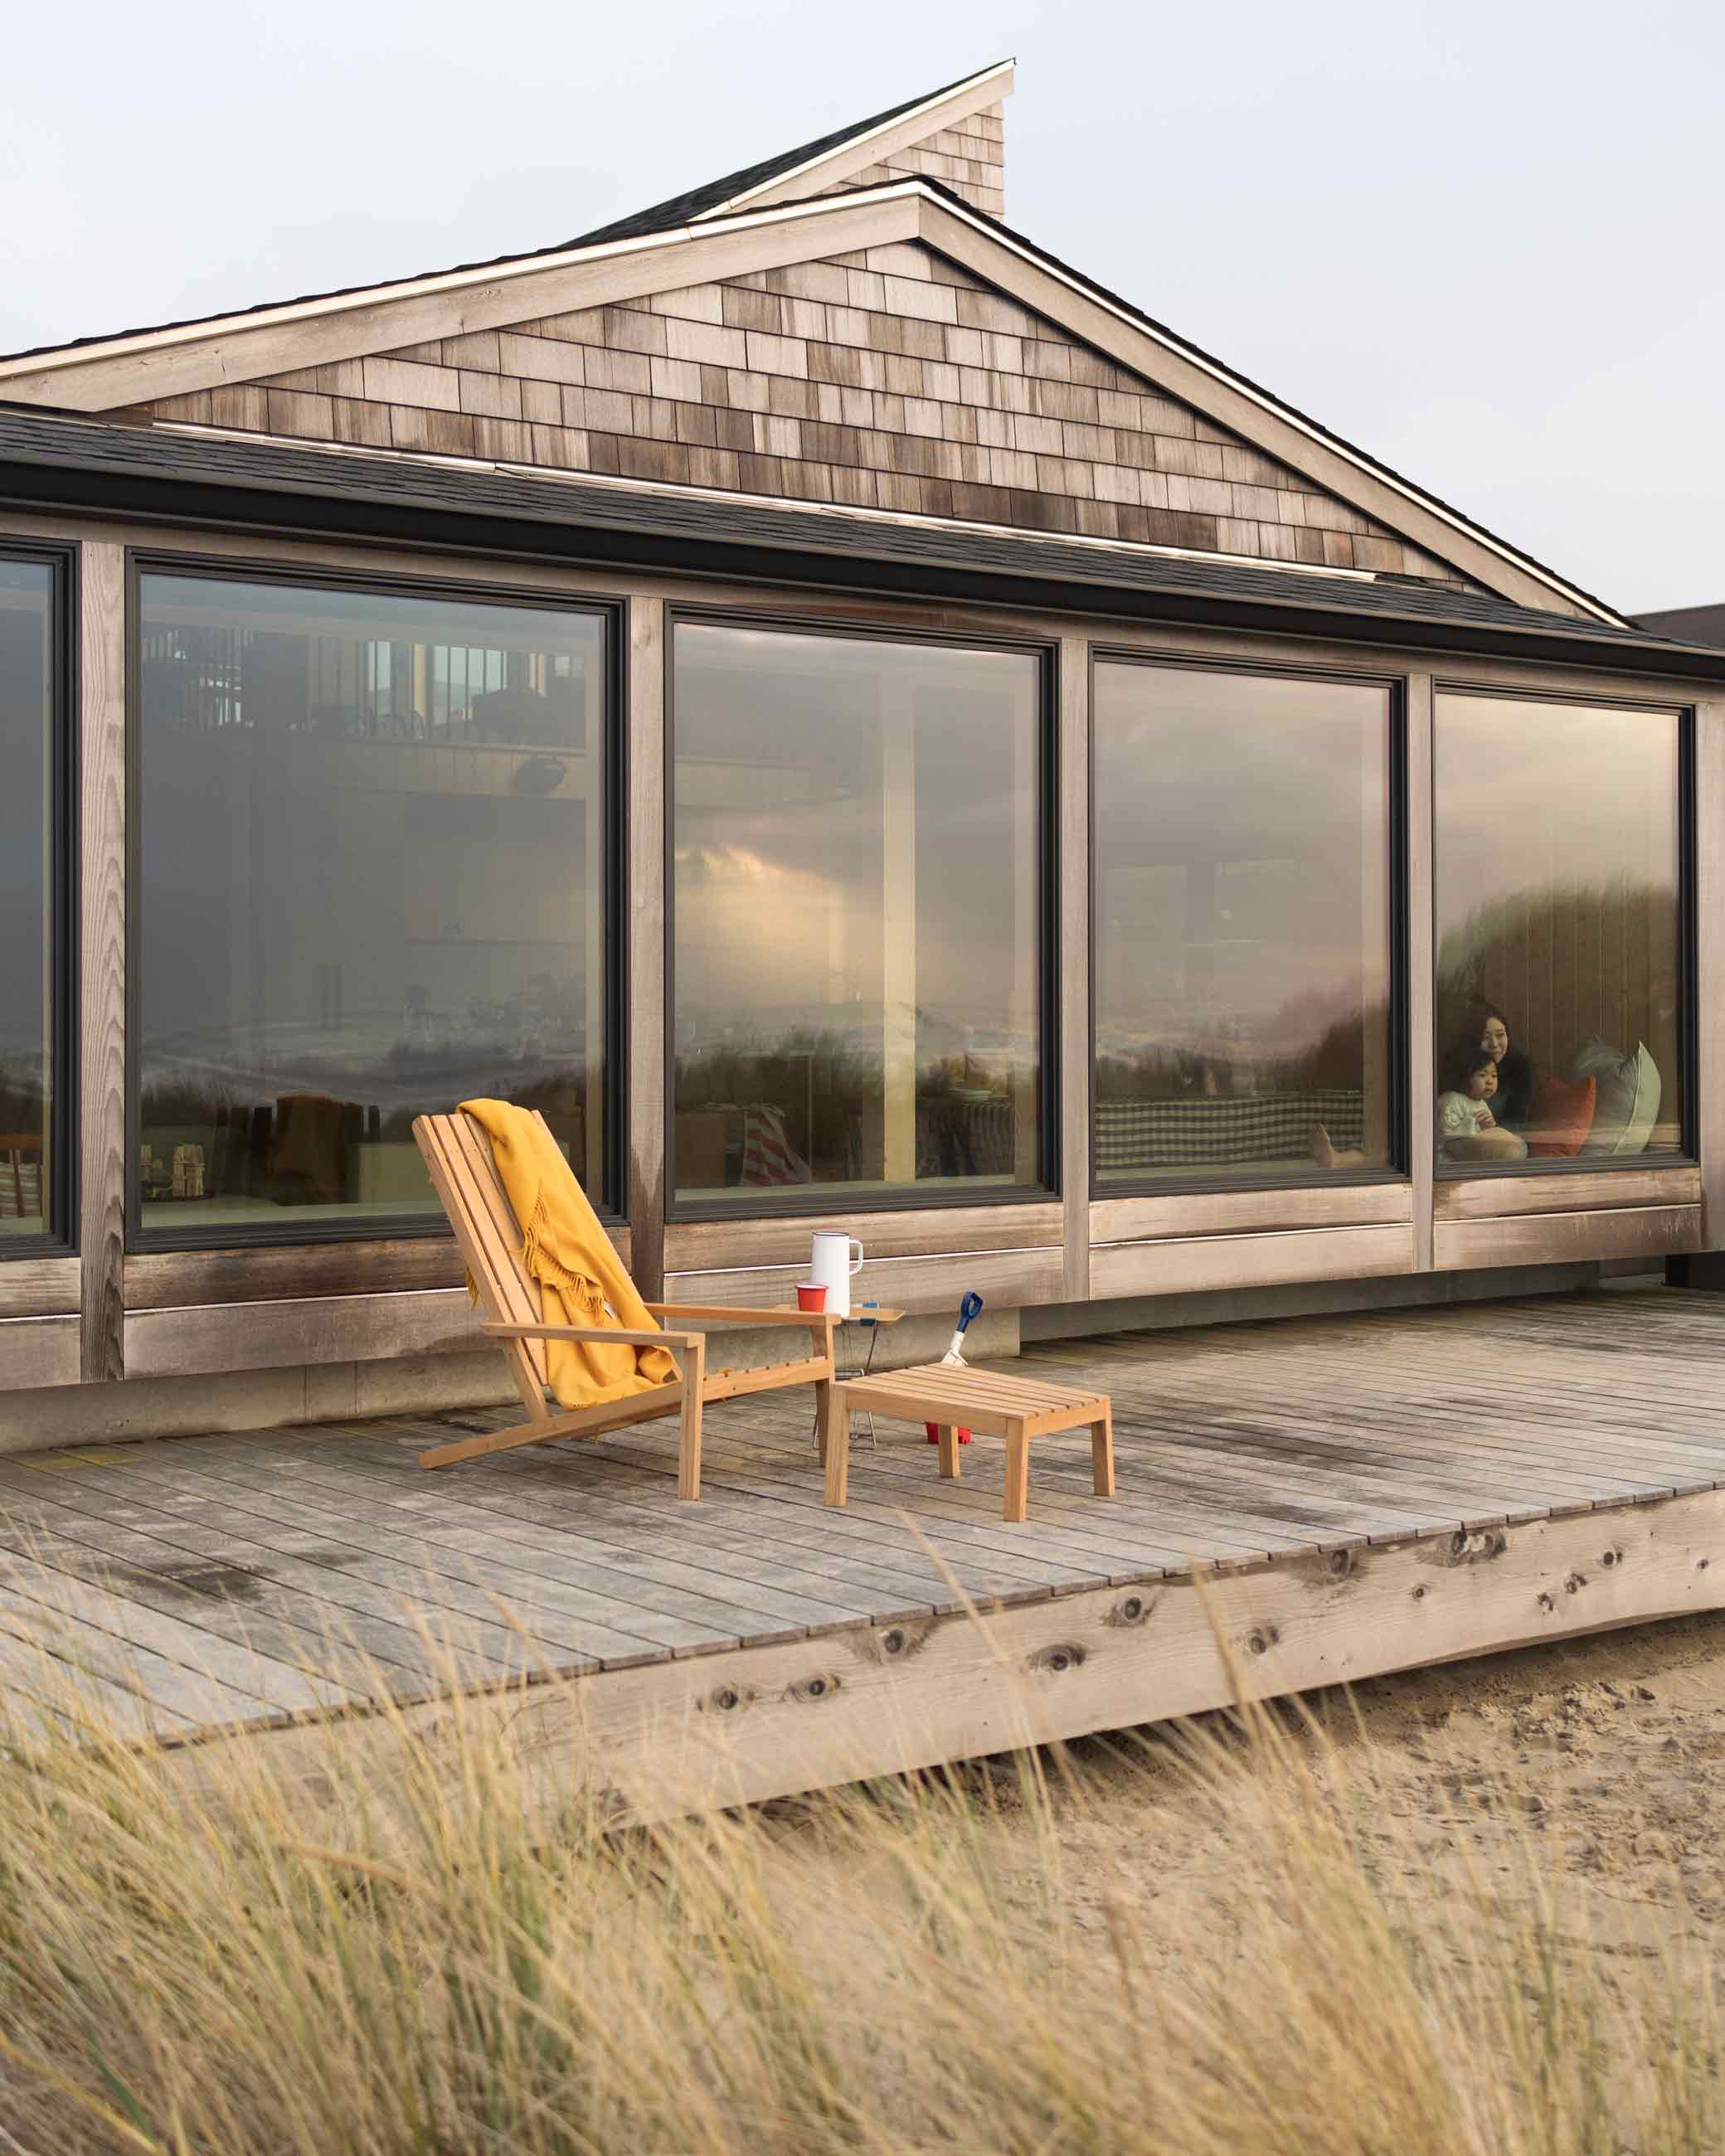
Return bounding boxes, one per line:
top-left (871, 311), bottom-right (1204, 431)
top-left (795, 1282), bottom-right (828, 1312)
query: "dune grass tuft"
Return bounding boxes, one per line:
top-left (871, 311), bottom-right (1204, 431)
top-left (0, 1626), bottom-right (1717, 2155)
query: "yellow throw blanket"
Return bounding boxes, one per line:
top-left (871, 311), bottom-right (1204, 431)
top-left (459, 1100), bottom-right (679, 1411)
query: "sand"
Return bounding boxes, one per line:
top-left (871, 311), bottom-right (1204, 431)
top-left (929, 1610), bottom-right (1725, 1965)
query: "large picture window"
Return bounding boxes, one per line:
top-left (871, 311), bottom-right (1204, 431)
top-left (136, 571), bottom-right (611, 1237)
top-left (0, 556), bottom-right (60, 1244)
top-left (1092, 659), bottom-right (1395, 1185)
top-left (1434, 692), bottom-right (1684, 1170)
top-left (671, 620), bottom-right (1045, 1206)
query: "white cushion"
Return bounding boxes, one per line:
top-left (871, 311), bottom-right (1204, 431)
top-left (1612, 1042), bottom-right (1661, 1157)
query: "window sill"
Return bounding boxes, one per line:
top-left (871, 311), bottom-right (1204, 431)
top-left (1433, 1153), bottom-right (1696, 1182)
top-left (1091, 1164), bottom-right (1407, 1202)
top-left (666, 1183), bottom-right (1057, 1226)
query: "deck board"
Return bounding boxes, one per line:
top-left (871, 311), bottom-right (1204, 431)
top-left (6, 1289), bottom-right (1725, 1749)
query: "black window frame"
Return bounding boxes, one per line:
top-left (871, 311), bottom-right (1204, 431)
top-left (125, 549), bottom-right (627, 1253)
top-left (0, 537), bottom-right (78, 1258)
top-left (1429, 680), bottom-right (1697, 1181)
top-left (1086, 645), bottom-right (1411, 1200)
top-left (663, 602), bottom-right (1061, 1222)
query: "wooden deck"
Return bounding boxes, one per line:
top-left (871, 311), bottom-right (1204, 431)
top-left (6, 1286), bottom-right (1725, 1813)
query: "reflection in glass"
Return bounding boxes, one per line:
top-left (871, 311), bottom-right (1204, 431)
top-left (137, 574), bottom-right (608, 1232)
top-left (0, 560), bottom-right (53, 1239)
top-left (672, 623), bottom-right (1042, 1202)
top-left (1093, 662), bottom-right (1392, 1183)
top-left (1435, 692), bottom-right (1683, 1169)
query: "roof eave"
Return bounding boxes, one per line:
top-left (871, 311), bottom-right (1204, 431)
top-left (2, 425), bottom-right (1714, 687)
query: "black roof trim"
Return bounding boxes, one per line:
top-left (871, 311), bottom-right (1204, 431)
top-left (2, 409), bottom-right (1713, 682)
top-left (0, 63), bottom-right (1008, 367)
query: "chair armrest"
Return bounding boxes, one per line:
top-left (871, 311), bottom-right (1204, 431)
top-left (480, 1321), bottom-right (702, 1350)
top-left (649, 1302), bottom-right (837, 1330)
top-left (650, 1302), bottom-right (836, 1360)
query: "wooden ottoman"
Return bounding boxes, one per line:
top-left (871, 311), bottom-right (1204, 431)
top-left (823, 1362), bottom-right (1115, 1522)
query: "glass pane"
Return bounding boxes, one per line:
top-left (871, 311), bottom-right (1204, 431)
top-left (1435, 693), bottom-right (1683, 1168)
top-left (1093, 662), bottom-right (1393, 1183)
top-left (672, 622), bottom-right (1042, 1203)
top-left (0, 560), bottom-right (53, 1241)
top-left (138, 574), bottom-right (608, 1233)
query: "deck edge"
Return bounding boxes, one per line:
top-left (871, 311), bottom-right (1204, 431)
top-left (158, 1483), bottom-right (1725, 1823)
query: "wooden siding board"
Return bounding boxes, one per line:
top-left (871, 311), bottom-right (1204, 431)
top-left (1699, 697), bottom-right (1725, 1249)
top-left (78, 542), bottom-right (127, 1386)
top-left (1407, 673), bottom-right (1436, 1273)
top-left (1431, 1206), bottom-right (1702, 1271)
top-left (1089, 1224), bottom-right (1414, 1301)
top-left (1059, 632), bottom-right (1091, 1301)
top-left (627, 597), bottom-right (668, 1304)
top-left (1433, 1167), bottom-right (1699, 1222)
top-left (0, 1316), bottom-right (80, 1390)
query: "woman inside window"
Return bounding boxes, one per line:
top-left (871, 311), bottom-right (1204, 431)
top-left (1470, 1005), bottom-right (1534, 1134)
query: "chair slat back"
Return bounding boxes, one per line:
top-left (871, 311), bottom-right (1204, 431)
top-left (414, 1111), bottom-right (551, 1403)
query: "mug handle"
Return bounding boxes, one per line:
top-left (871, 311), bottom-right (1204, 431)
top-left (848, 1239), bottom-right (863, 1275)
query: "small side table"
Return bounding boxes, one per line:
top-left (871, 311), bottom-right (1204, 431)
top-left (824, 1362), bottom-right (1114, 1522)
top-left (807, 1304), bottom-right (904, 1450)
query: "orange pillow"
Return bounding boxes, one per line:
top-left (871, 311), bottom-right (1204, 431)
top-left (1524, 1075), bottom-right (1596, 1158)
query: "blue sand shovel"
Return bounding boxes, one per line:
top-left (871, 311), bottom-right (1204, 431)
top-left (926, 1289), bottom-right (985, 1445)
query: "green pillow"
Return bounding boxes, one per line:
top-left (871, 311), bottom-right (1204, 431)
top-left (1619, 1043), bottom-right (1662, 1155)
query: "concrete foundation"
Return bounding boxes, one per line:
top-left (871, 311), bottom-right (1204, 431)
top-left (0, 1308), bottom-right (1022, 1458)
top-left (1021, 1259), bottom-right (1658, 1343)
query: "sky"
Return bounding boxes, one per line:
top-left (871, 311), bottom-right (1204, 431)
top-left (2, 0), bottom-right (1721, 614)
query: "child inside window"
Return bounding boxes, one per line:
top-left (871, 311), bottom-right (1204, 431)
top-left (1437, 1039), bottom-right (1528, 1161)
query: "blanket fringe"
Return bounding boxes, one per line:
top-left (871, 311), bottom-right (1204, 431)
top-left (520, 1192), bottom-right (609, 1323)
top-left (463, 1197), bottom-right (610, 1326)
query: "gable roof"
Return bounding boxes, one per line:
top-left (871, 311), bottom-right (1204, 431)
top-left (0, 60), bottom-right (1013, 369)
top-left (0, 63), bottom-right (1624, 627)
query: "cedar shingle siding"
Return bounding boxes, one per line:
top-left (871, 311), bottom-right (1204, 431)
top-left (137, 236), bottom-right (1459, 580)
top-left (833, 101), bottom-right (1005, 217)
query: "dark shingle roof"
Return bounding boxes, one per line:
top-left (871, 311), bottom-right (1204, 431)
top-left (568, 63), bottom-right (1006, 247)
top-left (1633, 602), bottom-right (1725, 649)
top-left (1, 405), bottom-right (1714, 682)
top-left (0, 64), bottom-right (1007, 367)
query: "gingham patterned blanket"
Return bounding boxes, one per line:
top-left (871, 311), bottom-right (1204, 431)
top-left (1095, 1089), bottom-right (1366, 1171)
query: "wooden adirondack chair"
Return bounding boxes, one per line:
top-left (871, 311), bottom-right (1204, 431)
top-left (412, 1110), bottom-right (837, 1496)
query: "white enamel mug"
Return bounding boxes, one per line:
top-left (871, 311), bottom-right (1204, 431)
top-left (809, 1231), bottom-right (864, 1318)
